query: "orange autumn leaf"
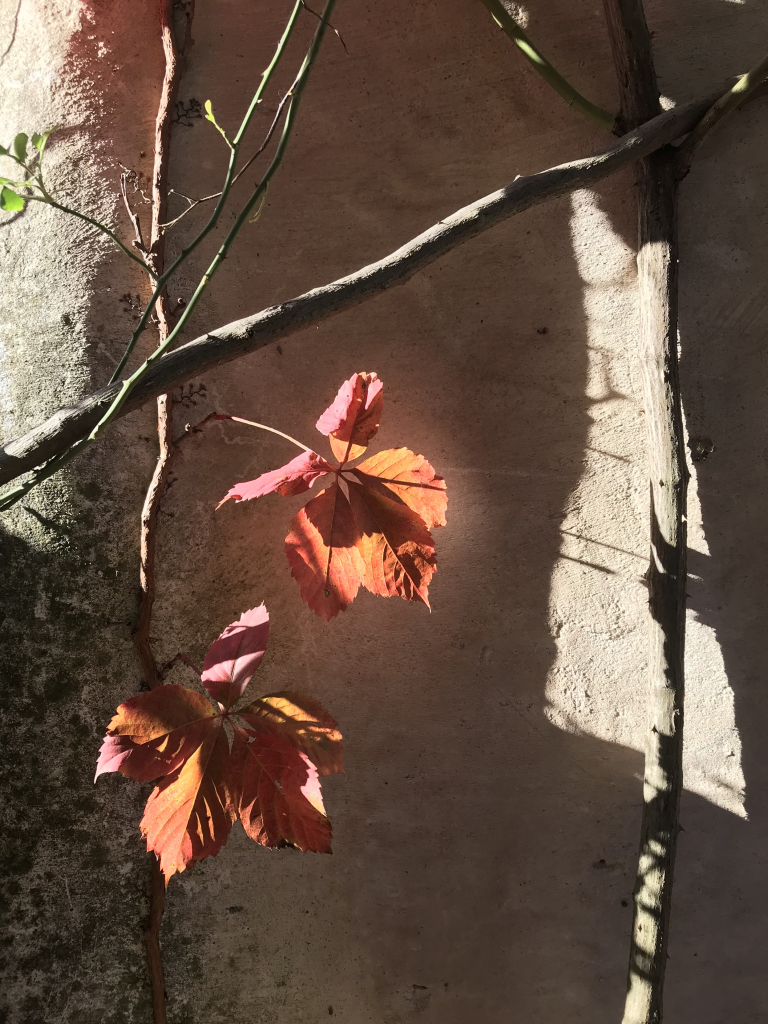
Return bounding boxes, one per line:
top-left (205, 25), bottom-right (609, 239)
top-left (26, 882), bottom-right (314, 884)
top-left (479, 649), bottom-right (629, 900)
top-left (315, 370), bottom-right (384, 463)
top-left (219, 373), bottom-right (447, 619)
top-left (351, 446), bottom-right (447, 530)
top-left (95, 686), bottom-right (218, 783)
top-left (141, 723), bottom-right (236, 881)
top-left (347, 480), bottom-right (437, 606)
top-left (239, 691), bottom-right (344, 777)
top-left (96, 606), bottom-right (342, 883)
top-left (285, 481), bottom-right (363, 618)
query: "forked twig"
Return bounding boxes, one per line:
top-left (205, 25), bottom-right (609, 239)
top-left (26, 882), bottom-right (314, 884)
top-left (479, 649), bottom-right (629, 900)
top-left (300, 0), bottom-right (348, 55)
top-left (160, 69), bottom-right (301, 231)
top-left (119, 170), bottom-right (147, 255)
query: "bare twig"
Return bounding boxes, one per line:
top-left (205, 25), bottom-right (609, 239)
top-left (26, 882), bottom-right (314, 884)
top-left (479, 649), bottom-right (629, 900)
top-left (120, 171), bottom-right (147, 255)
top-left (603, 2), bottom-right (686, 1022)
top-left (173, 410), bottom-right (222, 445)
top-left (677, 50), bottom-right (768, 176)
top-left (105, 0), bottom-right (306, 387)
top-left (160, 72), bottom-right (299, 231)
top-left (478, 0), bottom-right (616, 131)
top-left (300, 0), bottom-right (348, 54)
top-left (0, 87), bottom-right (731, 499)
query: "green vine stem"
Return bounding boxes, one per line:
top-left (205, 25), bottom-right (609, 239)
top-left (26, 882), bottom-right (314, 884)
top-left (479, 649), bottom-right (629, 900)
top-left (677, 50), bottom-right (768, 175)
top-left (1, 143), bottom-right (158, 277)
top-left (25, 193), bottom-right (159, 277)
top-left (478, 0), bottom-right (616, 131)
top-left (101, 0), bottom-right (336, 422)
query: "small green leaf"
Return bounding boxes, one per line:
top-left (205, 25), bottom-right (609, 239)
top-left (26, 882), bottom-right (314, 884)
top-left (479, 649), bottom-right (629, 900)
top-left (0, 145), bottom-right (8, 157)
top-left (31, 132), bottom-right (42, 150)
top-left (13, 133), bottom-right (28, 164)
top-left (203, 101), bottom-right (233, 148)
top-left (0, 176), bottom-right (23, 187)
top-left (35, 127), bottom-right (57, 157)
top-left (0, 186), bottom-right (26, 212)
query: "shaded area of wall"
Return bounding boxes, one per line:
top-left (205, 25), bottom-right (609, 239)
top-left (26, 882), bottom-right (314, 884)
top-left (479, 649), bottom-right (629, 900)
top-left (666, 74), bottom-right (768, 1024)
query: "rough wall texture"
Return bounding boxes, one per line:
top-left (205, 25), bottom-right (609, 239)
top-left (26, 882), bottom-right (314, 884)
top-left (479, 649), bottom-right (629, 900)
top-left (1, 1), bottom-right (767, 1022)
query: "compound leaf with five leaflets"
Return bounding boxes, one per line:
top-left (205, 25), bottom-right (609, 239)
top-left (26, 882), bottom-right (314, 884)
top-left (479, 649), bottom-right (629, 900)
top-left (96, 605), bottom-right (342, 883)
top-left (219, 372), bottom-right (447, 620)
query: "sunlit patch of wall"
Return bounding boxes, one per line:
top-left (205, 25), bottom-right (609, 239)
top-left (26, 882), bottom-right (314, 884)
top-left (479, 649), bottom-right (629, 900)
top-left (544, 187), bottom-right (745, 819)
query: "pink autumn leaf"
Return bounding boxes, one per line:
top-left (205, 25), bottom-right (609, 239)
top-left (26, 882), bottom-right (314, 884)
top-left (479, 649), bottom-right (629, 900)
top-left (315, 372), bottom-right (384, 463)
top-left (216, 451), bottom-right (333, 509)
top-left (201, 604), bottom-right (270, 708)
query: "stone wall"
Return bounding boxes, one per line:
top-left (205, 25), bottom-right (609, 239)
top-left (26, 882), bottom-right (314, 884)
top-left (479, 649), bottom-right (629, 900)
top-left (1, 1), bottom-right (767, 1021)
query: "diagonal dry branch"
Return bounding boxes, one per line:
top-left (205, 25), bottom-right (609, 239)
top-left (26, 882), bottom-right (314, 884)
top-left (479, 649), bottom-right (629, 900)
top-left (0, 87), bottom-right (737, 493)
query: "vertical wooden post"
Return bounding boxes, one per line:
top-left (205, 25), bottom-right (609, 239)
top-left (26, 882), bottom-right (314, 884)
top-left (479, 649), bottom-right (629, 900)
top-left (601, 3), bottom-right (688, 1021)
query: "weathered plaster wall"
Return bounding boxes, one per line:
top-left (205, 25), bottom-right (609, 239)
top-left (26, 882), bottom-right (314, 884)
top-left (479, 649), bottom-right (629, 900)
top-left (0, 1), bottom-right (162, 1020)
top-left (2, 1), bottom-right (767, 1022)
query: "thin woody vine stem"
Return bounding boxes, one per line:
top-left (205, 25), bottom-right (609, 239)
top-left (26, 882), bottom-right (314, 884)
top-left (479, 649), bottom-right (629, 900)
top-left (132, 2), bottom-right (195, 1021)
top-left (106, 0), bottom-right (306, 386)
top-left (160, 84), bottom-right (294, 230)
top-left (121, 7), bottom-right (337, 1017)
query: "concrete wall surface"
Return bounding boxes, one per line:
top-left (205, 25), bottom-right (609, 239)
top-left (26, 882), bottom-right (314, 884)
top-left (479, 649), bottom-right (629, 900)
top-left (1, 1), bottom-right (767, 1022)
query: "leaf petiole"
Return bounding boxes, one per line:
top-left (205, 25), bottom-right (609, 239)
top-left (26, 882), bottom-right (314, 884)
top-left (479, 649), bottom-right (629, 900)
top-left (221, 415), bottom-right (313, 453)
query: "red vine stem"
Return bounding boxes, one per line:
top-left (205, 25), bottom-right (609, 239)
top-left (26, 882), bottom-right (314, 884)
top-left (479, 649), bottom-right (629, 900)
top-left (132, 2), bottom-right (195, 1022)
